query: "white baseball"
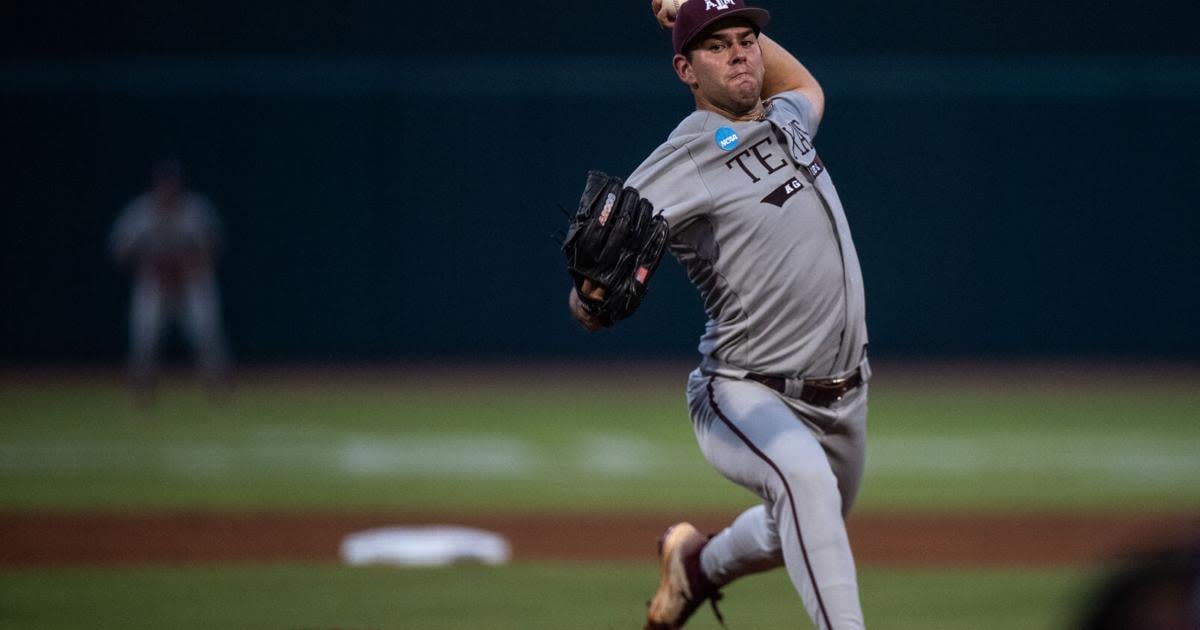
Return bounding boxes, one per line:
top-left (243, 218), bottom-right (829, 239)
top-left (662, 0), bottom-right (687, 18)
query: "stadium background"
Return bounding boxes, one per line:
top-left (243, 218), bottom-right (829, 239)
top-left (2, 1), bottom-right (1198, 629)
top-left (5, 0), bottom-right (1199, 362)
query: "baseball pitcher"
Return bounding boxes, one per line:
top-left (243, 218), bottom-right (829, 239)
top-left (562, 0), bottom-right (870, 627)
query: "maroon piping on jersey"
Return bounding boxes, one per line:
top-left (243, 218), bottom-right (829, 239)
top-left (705, 376), bottom-right (834, 629)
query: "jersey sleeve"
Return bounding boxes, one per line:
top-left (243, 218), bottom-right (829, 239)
top-left (108, 199), bottom-right (148, 259)
top-left (625, 141), bottom-right (711, 231)
top-left (767, 91), bottom-right (821, 139)
top-left (190, 195), bottom-right (224, 255)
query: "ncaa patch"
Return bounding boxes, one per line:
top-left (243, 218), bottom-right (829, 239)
top-left (715, 127), bottom-right (740, 152)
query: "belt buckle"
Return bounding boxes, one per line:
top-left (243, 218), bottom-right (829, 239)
top-left (804, 374), bottom-right (848, 390)
top-left (819, 375), bottom-right (850, 388)
top-left (802, 368), bottom-right (860, 404)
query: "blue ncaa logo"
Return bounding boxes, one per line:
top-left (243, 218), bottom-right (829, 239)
top-left (715, 127), bottom-right (740, 151)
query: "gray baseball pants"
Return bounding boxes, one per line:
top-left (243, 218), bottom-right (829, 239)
top-left (129, 273), bottom-right (229, 388)
top-left (687, 368), bottom-right (868, 630)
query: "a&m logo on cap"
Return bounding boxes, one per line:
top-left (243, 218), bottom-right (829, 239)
top-left (705, 0), bottom-right (734, 9)
top-left (715, 127), bottom-right (740, 151)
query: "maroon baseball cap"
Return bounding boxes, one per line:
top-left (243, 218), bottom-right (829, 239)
top-left (672, 0), bottom-right (771, 55)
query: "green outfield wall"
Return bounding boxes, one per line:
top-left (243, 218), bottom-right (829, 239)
top-left (4, 1), bottom-right (1198, 361)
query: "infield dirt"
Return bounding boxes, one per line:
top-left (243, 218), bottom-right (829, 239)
top-left (1, 510), bottom-right (1195, 568)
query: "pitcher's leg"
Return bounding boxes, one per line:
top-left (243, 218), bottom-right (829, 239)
top-left (767, 464), bottom-right (863, 630)
top-left (816, 383), bottom-right (869, 518)
top-left (700, 504), bottom-right (782, 585)
top-left (691, 373), bottom-right (864, 629)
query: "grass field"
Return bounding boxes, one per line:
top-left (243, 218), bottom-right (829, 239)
top-left (0, 564), bottom-right (1096, 630)
top-left (1, 363), bottom-right (1196, 629)
top-left (2, 364), bottom-right (1197, 511)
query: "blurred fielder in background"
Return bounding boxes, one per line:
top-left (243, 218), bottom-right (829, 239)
top-left (109, 159), bottom-right (231, 405)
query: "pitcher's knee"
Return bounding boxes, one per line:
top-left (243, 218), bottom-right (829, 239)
top-left (768, 459), bottom-right (839, 504)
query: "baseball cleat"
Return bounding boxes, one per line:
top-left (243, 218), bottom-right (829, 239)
top-left (644, 522), bottom-right (723, 629)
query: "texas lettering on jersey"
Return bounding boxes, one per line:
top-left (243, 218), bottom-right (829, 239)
top-left (724, 137), bottom-right (787, 184)
top-left (781, 118), bottom-right (814, 162)
top-left (721, 120), bottom-right (823, 206)
top-left (724, 116), bottom-right (824, 186)
top-left (780, 117), bottom-right (827, 178)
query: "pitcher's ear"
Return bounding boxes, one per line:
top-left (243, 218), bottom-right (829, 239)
top-left (673, 53), bottom-right (696, 87)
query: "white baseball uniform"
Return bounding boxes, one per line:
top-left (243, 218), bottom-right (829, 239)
top-left (109, 191), bottom-right (230, 392)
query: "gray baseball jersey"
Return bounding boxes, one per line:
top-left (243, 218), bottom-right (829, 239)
top-left (629, 90), bottom-right (870, 630)
top-left (110, 192), bottom-right (222, 283)
top-left (627, 91), bottom-right (867, 379)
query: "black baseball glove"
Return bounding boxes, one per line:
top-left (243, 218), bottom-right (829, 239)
top-left (562, 170), bottom-right (670, 326)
